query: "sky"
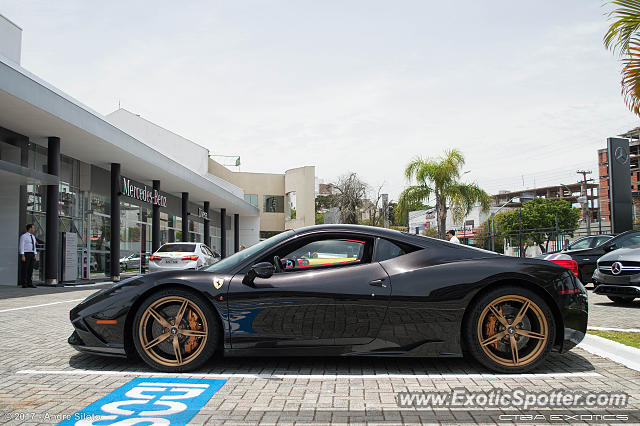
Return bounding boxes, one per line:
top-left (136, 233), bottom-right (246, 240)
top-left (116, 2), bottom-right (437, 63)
top-left (1, 0), bottom-right (638, 201)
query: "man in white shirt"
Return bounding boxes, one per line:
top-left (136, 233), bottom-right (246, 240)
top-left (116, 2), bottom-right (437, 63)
top-left (19, 224), bottom-right (37, 288)
top-left (445, 230), bottom-right (461, 244)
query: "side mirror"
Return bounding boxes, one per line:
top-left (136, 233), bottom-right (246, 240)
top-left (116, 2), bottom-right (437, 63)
top-left (243, 262), bottom-right (275, 286)
top-left (604, 244), bottom-right (616, 252)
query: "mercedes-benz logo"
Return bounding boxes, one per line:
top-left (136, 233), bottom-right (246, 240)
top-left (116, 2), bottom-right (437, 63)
top-left (614, 146), bottom-right (629, 165)
top-left (611, 261), bottom-right (623, 275)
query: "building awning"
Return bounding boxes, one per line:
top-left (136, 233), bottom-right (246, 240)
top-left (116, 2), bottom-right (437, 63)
top-left (0, 56), bottom-right (258, 216)
top-left (0, 159), bottom-right (59, 185)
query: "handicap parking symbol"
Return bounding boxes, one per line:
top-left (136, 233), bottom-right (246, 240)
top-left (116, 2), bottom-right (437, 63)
top-left (58, 377), bottom-right (226, 425)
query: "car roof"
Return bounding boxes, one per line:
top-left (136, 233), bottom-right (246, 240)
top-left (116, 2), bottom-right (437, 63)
top-left (291, 224), bottom-right (439, 249)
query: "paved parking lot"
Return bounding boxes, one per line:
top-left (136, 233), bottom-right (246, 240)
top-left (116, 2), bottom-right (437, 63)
top-left (588, 291), bottom-right (640, 329)
top-left (0, 286), bottom-right (638, 425)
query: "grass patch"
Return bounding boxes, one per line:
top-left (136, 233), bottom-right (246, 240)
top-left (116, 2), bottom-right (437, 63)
top-left (588, 330), bottom-right (640, 349)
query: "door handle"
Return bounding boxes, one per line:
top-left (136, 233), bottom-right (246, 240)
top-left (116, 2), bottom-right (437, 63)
top-left (369, 279), bottom-right (387, 287)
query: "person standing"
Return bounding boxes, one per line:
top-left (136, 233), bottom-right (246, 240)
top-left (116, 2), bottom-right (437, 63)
top-left (445, 230), bottom-right (461, 244)
top-left (19, 224), bottom-right (38, 288)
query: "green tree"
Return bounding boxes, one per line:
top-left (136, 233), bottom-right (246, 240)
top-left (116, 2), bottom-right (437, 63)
top-left (475, 219), bottom-right (504, 253)
top-left (495, 198), bottom-right (580, 253)
top-left (315, 194), bottom-right (336, 211)
top-left (388, 201), bottom-right (398, 226)
top-left (604, 1), bottom-right (640, 115)
top-left (399, 149), bottom-right (491, 239)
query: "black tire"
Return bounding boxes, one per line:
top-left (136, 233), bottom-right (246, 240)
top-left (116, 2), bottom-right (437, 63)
top-left (133, 288), bottom-right (220, 372)
top-left (463, 286), bottom-right (556, 373)
top-left (607, 295), bottom-right (636, 305)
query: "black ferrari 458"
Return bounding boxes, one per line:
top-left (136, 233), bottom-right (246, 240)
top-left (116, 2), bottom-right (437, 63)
top-left (69, 225), bottom-right (588, 373)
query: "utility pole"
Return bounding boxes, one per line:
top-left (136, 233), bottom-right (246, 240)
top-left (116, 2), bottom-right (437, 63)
top-left (382, 193), bottom-right (389, 228)
top-left (577, 170), bottom-right (592, 235)
top-left (518, 208), bottom-right (523, 257)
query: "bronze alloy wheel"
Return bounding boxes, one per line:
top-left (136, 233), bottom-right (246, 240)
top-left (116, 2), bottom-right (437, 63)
top-left (138, 296), bottom-right (208, 367)
top-left (476, 294), bottom-right (549, 368)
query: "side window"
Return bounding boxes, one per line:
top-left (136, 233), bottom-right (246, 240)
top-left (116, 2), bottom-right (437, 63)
top-left (373, 238), bottom-right (412, 262)
top-left (569, 238), bottom-right (590, 250)
top-left (202, 246), bottom-right (213, 256)
top-left (280, 238), bottom-right (367, 271)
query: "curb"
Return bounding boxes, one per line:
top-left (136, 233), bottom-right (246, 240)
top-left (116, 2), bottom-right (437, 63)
top-left (577, 334), bottom-right (640, 372)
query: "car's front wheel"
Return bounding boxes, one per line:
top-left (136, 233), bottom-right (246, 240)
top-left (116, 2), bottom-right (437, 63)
top-left (133, 288), bottom-right (220, 372)
top-left (607, 295), bottom-right (636, 305)
top-left (464, 286), bottom-right (555, 373)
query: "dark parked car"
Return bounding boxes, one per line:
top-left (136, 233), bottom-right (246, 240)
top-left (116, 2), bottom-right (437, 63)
top-left (554, 234), bottom-right (613, 253)
top-left (593, 246), bottom-right (640, 304)
top-left (68, 225), bottom-right (587, 374)
top-left (558, 230), bottom-right (640, 284)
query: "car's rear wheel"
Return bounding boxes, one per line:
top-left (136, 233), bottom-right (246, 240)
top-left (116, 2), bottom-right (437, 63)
top-left (464, 286), bottom-right (555, 373)
top-left (607, 295), bottom-right (636, 305)
top-left (133, 288), bottom-right (219, 372)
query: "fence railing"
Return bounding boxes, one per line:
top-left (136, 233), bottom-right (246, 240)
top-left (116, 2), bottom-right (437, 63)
top-left (459, 224), bottom-right (614, 257)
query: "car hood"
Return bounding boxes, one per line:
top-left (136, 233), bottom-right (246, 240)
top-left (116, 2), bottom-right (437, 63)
top-left (598, 246), bottom-right (640, 262)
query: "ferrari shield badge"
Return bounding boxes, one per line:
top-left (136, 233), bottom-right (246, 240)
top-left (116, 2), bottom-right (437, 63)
top-left (213, 277), bottom-right (224, 290)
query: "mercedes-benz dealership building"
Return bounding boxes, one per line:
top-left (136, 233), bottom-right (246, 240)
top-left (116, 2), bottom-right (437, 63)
top-left (0, 14), bottom-right (314, 285)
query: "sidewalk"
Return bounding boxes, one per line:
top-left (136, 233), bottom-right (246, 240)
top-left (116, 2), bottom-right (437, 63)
top-left (0, 282), bottom-right (113, 301)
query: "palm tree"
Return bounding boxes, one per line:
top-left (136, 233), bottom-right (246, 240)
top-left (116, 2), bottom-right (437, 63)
top-left (399, 149), bottom-right (491, 239)
top-left (604, 1), bottom-right (640, 115)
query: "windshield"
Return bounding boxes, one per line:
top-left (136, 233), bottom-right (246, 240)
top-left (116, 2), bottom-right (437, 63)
top-left (204, 230), bottom-right (294, 273)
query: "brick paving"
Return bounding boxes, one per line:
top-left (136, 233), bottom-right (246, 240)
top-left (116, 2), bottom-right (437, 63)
top-left (0, 286), bottom-right (638, 424)
top-left (587, 290), bottom-right (640, 329)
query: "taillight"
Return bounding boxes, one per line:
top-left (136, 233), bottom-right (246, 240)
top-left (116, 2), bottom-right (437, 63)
top-left (549, 259), bottom-right (579, 277)
top-left (150, 255), bottom-right (162, 261)
top-left (558, 289), bottom-right (581, 295)
top-left (182, 255), bottom-right (199, 261)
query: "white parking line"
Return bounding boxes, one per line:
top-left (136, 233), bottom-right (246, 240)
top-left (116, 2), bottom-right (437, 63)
top-left (0, 299), bottom-right (84, 313)
top-left (64, 281), bottom-right (113, 288)
top-left (16, 369), bottom-right (602, 380)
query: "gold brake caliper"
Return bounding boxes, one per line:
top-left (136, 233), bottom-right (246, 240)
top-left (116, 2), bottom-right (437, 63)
top-left (183, 310), bottom-right (201, 354)
top-left (484, 305), bottom-right (502, 350)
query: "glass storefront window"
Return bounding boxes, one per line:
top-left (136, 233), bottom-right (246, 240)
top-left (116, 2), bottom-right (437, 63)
top-left (116, 203), bottom-right (150, 275)
top-left (90, 213), bottom-right (110, 277)
top-left (188, 220), bottom-right (203, 243)
top-left (0, 139), bottom-right (21, 165)
top-left (27, 143), bottom-right (47, 174)
top-left (263, 195), bottom-right (284, 213)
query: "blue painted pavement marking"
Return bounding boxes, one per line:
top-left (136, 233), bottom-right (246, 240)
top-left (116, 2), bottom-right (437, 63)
top-left (57, 377), bottom-right (226, 426)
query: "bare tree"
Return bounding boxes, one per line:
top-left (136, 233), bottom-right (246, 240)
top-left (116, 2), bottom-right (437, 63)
top-left (367, 183), bottom-right (385, 227)
top-left (333, 173), bottom-right (368, 224)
